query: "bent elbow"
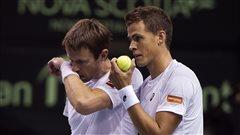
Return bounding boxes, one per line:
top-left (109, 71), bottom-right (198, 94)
top-left (73, 99), bottom-right (92, 115)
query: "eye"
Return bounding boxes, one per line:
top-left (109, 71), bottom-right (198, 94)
top-left (133, 36), bottom-right (142, 42)
top-left (76, 60), bottom-right (86, 65)
top-left (69, 59), bottom-right (84, 66)
top-left (77, 61), bottom-right (83, 65)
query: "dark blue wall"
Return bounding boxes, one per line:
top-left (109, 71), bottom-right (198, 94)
top-left (1, 0), bottom-right (239, 135)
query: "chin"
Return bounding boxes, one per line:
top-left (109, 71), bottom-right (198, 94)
top-left (80, 77), bottom-right (88, 82)
top-left (136, 61), bottom-right (146, 67)
top-left (138, 64), bottom-right (146, 68)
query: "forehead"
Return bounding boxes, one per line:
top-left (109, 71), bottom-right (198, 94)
top-left (127, 21), bottom-right (147, 38)
top-left (66, 47), bottom-right (93, 60)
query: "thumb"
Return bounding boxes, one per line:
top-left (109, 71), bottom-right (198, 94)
top-left (129, 58), bottom-right (136, 72)
top-left (110, 57), bottom-right (121, 72)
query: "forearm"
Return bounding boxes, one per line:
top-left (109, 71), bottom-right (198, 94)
top-left (64, 75), bottom-right (91, 110)
top-left (64, 76), bottom-right (111, 115)
top-left (118, 86), bottom-right (161, 134)
top-left (128, 104), bottom-right (162, 135)
top-left (60, 62), bottom-right (90, 111)
top-left (119, 86), bottom-right (179, 135)
top-left (128, 103), bottom-right (182, 135)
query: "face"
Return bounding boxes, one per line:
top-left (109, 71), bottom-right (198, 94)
top-left (127, 21), bottom-right (160, 67)
top-left (66, 47), bottom-right (100, 82)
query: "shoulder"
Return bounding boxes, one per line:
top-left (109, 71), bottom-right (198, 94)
top-left (164, 60), bottom-right (201, 94)
top-left (172, 60), bottom-right (195, 77)
top-left (169, 60), bottom-right (200, 85)
top-left (132, 68), bottom-right (143, 77)
top-left (132, 67), bottom-right (144, 83)
top-left (131, 68), bottom-right (144, 92)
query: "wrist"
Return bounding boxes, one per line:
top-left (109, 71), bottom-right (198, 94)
top-left (119, 85), bottom-right (139, 110)
top-left (60, 61), bottom-right (79, 83)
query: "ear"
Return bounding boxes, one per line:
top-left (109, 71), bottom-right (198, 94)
top-left (99, 49), bottom-right (109, 60)
top-left (157, 30), bottom-right (166, 46)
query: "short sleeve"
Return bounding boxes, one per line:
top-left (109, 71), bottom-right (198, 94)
top-left (131, 68), bottom-right (143, 93)
top-left (157, 76), bottom-right (194, 116)
top-left (97, 82), bottom-right (122, 109)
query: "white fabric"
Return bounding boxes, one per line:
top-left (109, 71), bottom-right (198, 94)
top-left (60, 61), bottom-right (79, 82)
top-left (119, 85), bottom-right (140, 109)
top-left (63, 68), bottom-right (143, 135)
top-left (139, 59), bottom-right (203, 135)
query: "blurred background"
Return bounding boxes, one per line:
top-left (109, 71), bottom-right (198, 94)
top-left (0, 0), bottom-right (239, 135)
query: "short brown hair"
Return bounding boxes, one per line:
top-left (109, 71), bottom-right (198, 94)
top-left (62, 19), bottom-right (112, 59)
top-left (124, 6), bottom-right (173, 49)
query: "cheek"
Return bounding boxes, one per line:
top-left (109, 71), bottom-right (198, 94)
top-left (141, 44), bottom-right (159, 63)
top-left (85, 62), bottom-right (98, 73)
top-left (139, 43), bottom-right (152, 55)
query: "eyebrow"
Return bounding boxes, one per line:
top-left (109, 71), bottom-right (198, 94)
top-left (128, 34), bottom-right (138, 40)
top-left (128, 33), bottom-right (144, 41)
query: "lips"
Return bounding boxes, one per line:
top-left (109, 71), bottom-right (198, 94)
top-left (133, 54), bottom-right (141, 59)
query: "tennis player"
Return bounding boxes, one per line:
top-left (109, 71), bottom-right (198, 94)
top-left (48, 18), bottom-right (143, 135)
top-left (109, 6), bottom-right (203, 135)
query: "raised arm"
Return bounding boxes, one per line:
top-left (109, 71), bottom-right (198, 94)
top-left (48, 57), bottom-right (112, 115)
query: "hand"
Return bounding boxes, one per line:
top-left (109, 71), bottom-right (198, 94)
top-left (109, 58), bottom-right (135, 90)
top-left (47, 57), bottom-right (65, 76)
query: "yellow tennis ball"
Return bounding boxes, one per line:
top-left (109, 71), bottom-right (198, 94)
top-left (116, 55), bottom-right (132, 72)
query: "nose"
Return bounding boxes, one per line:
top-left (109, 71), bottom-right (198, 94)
top-left (72, 63), bottom-right (80, 72)
top-left (129, 41), bottom-right (136, 51)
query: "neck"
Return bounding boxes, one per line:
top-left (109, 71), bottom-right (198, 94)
top-left (93, 58), bottom-right (111, 79)
top-left (147, 50), bottom-right (173, 79)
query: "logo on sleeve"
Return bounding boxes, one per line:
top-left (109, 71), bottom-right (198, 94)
top-left (123, 95), bottom-right (127, 102)
top-left (166, 95), bottom-right (183, 104)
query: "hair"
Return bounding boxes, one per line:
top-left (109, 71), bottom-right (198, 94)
top-left (62, 18), bottom-right (112, 59)
top-left (124, 6), bottom-right (173, 49)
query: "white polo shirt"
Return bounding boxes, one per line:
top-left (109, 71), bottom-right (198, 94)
top-left (63, 68), bottom-right (143, 135)
top-left (139, 59), bottom-right (203, 135)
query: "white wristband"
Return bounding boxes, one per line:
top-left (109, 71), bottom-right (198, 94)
top-left (60, 61), bottom-right (79, 83)
top-left (119, 85), bottom-right (139, 110)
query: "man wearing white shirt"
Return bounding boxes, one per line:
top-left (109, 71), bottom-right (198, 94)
top-left (48, 18), bottom-right (143, 135)
top-left (109, 6), bottom-right (203, 135)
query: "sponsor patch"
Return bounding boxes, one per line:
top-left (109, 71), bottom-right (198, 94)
top-left (106, 81), bottom-right (115, 88)
top-left (166, 95), bottom-right (183, 104)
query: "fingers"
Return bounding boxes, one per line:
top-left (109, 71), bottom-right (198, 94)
top-left (48, 61), bottom-right (58, 75)
top-left (47, 61), bottom-right (53, 73)
top-left (110, 57), bottom-right (121, 73)
top-left (109, 57), bottom-right (134, 89)
top-left (130, 58), bottom-right (136, 72)
top-left (110, 57), bottom-right (136, 73)
top-left (47, 57), bottom-right (65, 76)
